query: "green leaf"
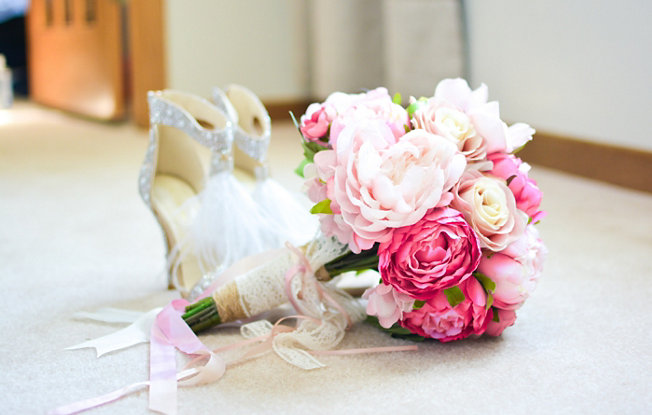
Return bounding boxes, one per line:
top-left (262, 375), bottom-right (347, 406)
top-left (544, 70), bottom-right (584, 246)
top-left (528, 216), bottom-right (533, 225)
top-left (407, 102), bottom-right (419, 118)
top-left (486, 292), bottom-right (494, 310)
top-left (474, 272), bottom-right (496, 293)
top-left (492, 308), bottom-right (500, 322)
top-left (512, 142), bottom-right (527, 154)
top-left (289, 111), bottom-right (301, 130)
top-left (392, 92), bottom-right (402, 105)
top-left (407, 97), bottom-right (428, 117)
top-left (294, 158), bottom-right (309, 178)
top-left (443, 286), bottom-right (465, 308)
top-left (365, 316), bottom-right (425, 342)
top-left (301, 140), bottom-right (325, 163)
top-left (310, 199), bottom-right (333, 215)
top-left (413, 300), bottom-right (426, 310)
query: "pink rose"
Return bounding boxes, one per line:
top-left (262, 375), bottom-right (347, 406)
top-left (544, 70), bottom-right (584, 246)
top-left (331, 123), bottom-right (465, 252)
top-left (411, 78), bottom-right (508, 160)
top-left (300, 103), bottom-right (336, 143)
top-left (363, 283), bottom-right (415, 329)
top-left (485, 309), bottom-right (517, 336)
top-left (451, 169), bottom-right (528, 252)
top-left (399, 278), bottom-right (491, 342)
top-left (379, 208), bottom-right (481, 300)
top-left (477, 225), bottom-right (547, 309)
top-left (488, 152), bottom-right (546, 222)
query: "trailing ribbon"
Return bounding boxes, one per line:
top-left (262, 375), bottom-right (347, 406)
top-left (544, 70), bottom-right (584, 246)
top-left (66, 308), bottom-right (162, 357)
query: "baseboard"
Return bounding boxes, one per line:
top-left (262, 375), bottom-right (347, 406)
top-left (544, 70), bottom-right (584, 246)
top-left (519, 131), bottom-right (652, 193)
top-left (264, 100), bottom-right (311, 125)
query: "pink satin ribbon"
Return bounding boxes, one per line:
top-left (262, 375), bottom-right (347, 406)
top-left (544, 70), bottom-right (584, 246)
top-left (149, 299), bottom-right (206, 414)
top-left (47, 368), bottom-right (199, 415)
top-left (51, 298), bottom-right (223, 415)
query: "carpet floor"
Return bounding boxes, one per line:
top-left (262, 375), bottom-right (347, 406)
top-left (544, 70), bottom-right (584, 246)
top-left (1, 102), bottom-right (651, 414)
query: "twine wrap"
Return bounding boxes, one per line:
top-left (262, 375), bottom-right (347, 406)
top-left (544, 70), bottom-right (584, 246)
top-left (212, 282), bottom-right (246, 323)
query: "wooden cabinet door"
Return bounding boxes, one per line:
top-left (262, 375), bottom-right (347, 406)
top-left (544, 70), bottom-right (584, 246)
top-left (27, 0), bottom-right (125, 120)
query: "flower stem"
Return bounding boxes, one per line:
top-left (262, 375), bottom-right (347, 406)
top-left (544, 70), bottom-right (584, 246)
top-left (182, 245), bottom-right (380, 333)
top-left (182, 297), bottom-right (221, 333)
top-left (324, 245), bottom-right (379, 277)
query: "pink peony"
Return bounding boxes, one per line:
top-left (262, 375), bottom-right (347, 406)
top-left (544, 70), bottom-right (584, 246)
top-left (363, 283), bottom-right (415, 329)
top-left (411, 78), bottom-right (508, 160)
top-left (485, 309), bottom-right (517, 336)
top-left (300, 103), bottom-right (336, 143)
top-left (379, 208), bottom-right (481, 300)
top-left (328, 88), bottom-right (408, 147)
top-left (488, 152), bottom-right (546, 222)
top-left (451, 169), bottom-right (528, 252)
top-left (477, 225), bottom-right (547, 309)
top-left (328, 123), bottom-right (465, 252)
top-left (400, 278), bottom-right (491, 342)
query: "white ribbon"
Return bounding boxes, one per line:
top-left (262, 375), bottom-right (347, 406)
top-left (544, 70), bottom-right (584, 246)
top-left (66, 307), bottom-right (162, 357)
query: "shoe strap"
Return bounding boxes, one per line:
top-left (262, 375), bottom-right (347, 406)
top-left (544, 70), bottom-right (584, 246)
top-left (212, 86), bottom-right (271, 165)
top-left (234, 128), bottom-right (270, 163)
top-left (148, 91), bottom-right (233, 155)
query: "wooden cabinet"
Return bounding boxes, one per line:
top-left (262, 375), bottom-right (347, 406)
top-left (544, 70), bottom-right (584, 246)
top-left (27, 0), bottom-right (165, 124)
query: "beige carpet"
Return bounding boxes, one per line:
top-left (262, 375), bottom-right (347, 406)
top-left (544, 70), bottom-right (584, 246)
top-left (1, 102), bottom-right (651, 414)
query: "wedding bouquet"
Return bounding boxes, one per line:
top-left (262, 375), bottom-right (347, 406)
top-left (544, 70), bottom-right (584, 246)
top-left (55, 79), bottom-right (547, 415)
top-left (184, 78), bottom-right (546, 343)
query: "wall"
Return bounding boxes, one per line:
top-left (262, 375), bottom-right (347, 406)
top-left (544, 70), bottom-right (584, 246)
top-left (383, 0), bottom-right (464, 99)
top-left (165, 0), bottom-right (309, 101)
top-left (465, 0), bottom-right (652, 151)
top-left (309, 0), bottom-right (384, 99)
top-left (165, 0), bottom-right (465, 103)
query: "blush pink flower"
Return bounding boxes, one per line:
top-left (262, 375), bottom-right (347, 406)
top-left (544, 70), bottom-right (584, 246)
top-left (488, 152), bottom-right (546, 222)
top-left (300, 103), bottom-right (336, 143)
top-left (331, 123), bottom-right (465, 252)
top-left (485, 309), bottom-right (517, 336)
top-left (411, 78), bottom-right (508, 160)
top-left (303, 152), bottom-right (358, 249)
top-left (451, 169), bottom-right (528, 252)
top-left (328, 88), bottom-right (408, 147)
top-left (363, 283), bottom-right (415, 329)
top-left (477, 225), bottom-right (547, 309)
top-left (399, 278), bottom-right (491, 342)
top-left (379, 208), bottom-right (481, 300)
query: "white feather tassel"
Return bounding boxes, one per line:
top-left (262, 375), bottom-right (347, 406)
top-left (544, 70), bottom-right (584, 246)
top-left (169, 172), bottom-right (319, 297)
top-left (253, 178), bottom-right (319, 247)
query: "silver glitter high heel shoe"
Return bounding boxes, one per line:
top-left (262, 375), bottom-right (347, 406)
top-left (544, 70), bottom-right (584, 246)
top-left (138, 90), bottom-right (233, 291)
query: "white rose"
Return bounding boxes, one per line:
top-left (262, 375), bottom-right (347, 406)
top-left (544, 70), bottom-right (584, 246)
top-left (434, 107), bottom-right (476, 143)
top-left (452, 170), bottom-right (528, 251)
top-left (412, 101), bottom-right (486, 161)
